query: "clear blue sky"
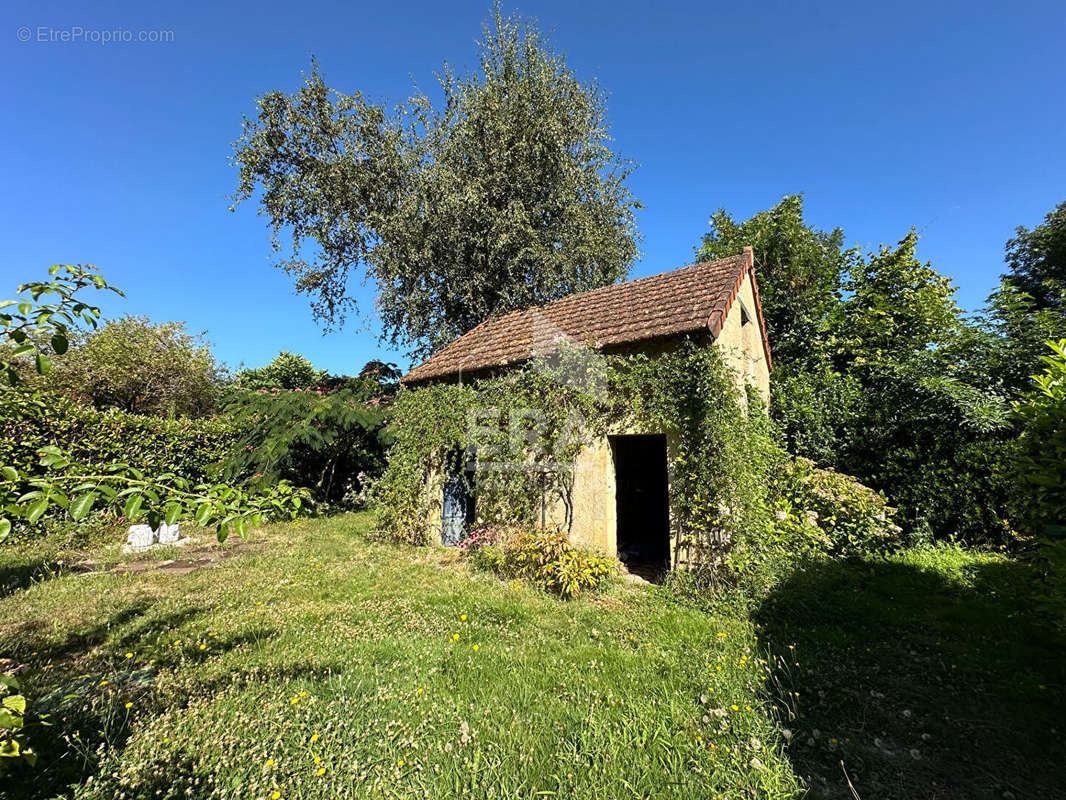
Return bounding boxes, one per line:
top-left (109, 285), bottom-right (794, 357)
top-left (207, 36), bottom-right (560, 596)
top-left (2, 0), bottom-right (1063, 374)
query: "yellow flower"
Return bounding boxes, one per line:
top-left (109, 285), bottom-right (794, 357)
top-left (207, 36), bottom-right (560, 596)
top-left (125, 652), bottom-right (133, 659)
top-left (290, 697), bottom-right (299, 705)
top-left (416, 688), bottom-right (423, 695)
top-left (271, 792), bottom-right (281, 800)
top-left (472, 644), bottom-right (480, 652)
top-left (716, 632), bottom-right (727, 638)
top-left (397, 759), bottom-right (405, 767)
top-left (730, 704), bottom-right (739, 711)
top-left (173, 640), bottom-right (181, 646)
top-left (299, 691), bottom-right (307, 698)
top-left (100, 680), bottom-right (109, 686)
top-left (125, 702), bottom-right (133, 709)
top-left (314, 756), bottom-right (321, 764)
top-left (310, 734), bottom-right (319, 743)
top-left (265, 759), bottom-right (274, 766)
top-left (460, 614), bottom-right (467, 621)
top-left (199, 644), bottom-right (206, 650)
top-left (317, 767), bottom-right (326, 776)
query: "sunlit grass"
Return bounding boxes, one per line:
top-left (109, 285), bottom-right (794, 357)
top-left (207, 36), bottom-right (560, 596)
top-left (2, 513), bottom-right (801, 799)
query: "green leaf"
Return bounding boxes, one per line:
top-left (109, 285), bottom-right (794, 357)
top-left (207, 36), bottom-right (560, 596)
top-left (51, 333), bottom-right (68, 354)
top-left (0, 708), bottom-right (23, 730)
top-left (70, 492), bottom-right (96, 521)
top-left (0, 518), bottom-right (10, 541)
top-left (1, 466), bottom-right (18, 481)
top-left (35, 351), bottom-right (52, 375)
top-left (194, 503), bottom-right (212, 526)
top-left (164, 503), bottom-right (182, 526)
top-left (2, 695), bottom-right (26, 714)
top-left (26, 497), bottom-right (48, 523)
top-left (123, 494), bottom-right (143, 521)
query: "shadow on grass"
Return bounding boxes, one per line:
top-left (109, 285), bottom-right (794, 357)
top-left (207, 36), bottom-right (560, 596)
top-left (756, 556), bottom-right (1066, 800)
top-left (0, 558), bottom-right (68, 599)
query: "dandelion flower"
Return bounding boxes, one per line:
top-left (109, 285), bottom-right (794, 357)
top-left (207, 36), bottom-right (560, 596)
top-left (125, 652), bottom-right (133, 659)
top-left (125, 702), bottom-right (133, 709)
top-left (199, 644), bottom-right (207, 651)
top-left (460, 614), bottom-right (467, 621)
top-left (265, 759), bottom-right (274, 767)
top-left (100, 680), bottom-right (108, 686)
top-left (271, 792), bottom-right (281, 800)
top-left (173, 640), bottom-right (181, 646)
top-left (716, 633), bottom-right (727, 639)
top-left (317, 767), bottom-right (326, 776)
top-left (314, 756), bottom-right (321, 765)
top-left (310, 734), bottom-right (319, 743)
top-left (472, 644), bottom-right (480, 652)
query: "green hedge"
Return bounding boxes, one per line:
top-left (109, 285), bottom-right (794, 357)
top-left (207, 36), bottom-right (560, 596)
top-left (0, 393), bottom-right (239, 487)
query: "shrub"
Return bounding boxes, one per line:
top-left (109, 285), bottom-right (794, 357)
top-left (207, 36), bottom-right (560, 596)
top-left (771, 457), bottom-right (902, 557)
top-left (464, 526), bottom-right (617, 598)
top-left (220, 386), bottom-right (390, 508)
top-left (0, 392), bottom-right (237, 487)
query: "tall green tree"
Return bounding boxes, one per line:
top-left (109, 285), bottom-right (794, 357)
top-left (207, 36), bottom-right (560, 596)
top-left (1002, 200), bottom-right (1066, 314)
top-left (59, 315), bottom-right (218, 418)
top-left (232, 6), bottom-right (640, 359)
top-left (234, 351), bottom-right (327, 391)
top-left (696, 195), bottom-right (848, 364)
top-left (982, 200), bottom-right (1066, 394)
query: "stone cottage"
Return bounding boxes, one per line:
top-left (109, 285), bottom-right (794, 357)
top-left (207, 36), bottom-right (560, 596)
top-left (401, 247), bottom-right (772, 569)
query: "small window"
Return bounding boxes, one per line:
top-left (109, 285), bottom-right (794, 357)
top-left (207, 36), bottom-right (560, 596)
top-left (740, 301), bottom-right (752, 327)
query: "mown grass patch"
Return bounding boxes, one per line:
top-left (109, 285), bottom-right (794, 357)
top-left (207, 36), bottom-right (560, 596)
top-left (757, 545), bottom-right (1066, 800)
top-left (3, 513), bottom-right (801, 799)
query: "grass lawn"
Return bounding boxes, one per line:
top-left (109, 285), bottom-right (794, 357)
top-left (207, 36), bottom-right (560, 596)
top-left (2, 513), bottom-right (1063, 799)
top-left (2, 513), bottom-right (799, 799)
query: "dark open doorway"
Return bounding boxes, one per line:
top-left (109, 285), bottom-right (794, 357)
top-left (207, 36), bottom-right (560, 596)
top-left (610, 434), bottom-right (670, 572)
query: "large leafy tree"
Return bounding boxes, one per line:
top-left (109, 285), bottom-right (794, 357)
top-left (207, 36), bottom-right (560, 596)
top-left (234, 351), bottom-right (327, 391)
top-left (982, 200), bottom-right (1066, 394)
top-left (232, 6), bottom-right (640, 359)
top-left (59, 315), bottom-right (219, 417)
top-left (696, 195), bottom-right (848, 364)
top-left (1002, 200), bottom-right (1066, 314)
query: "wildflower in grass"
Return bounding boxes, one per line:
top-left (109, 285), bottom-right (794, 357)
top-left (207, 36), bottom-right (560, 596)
top-left (290, 697), bottom-right (299, 705)
top-left (731, 704), bottom-right (739, 711)
top-left (460, 614), bottom-right (467, 621)
top-left (271, 792), bottom-right (281, 800)
top-left (314, 756), bottom-right (321, 764)
top-left (317, 767), bottom-right (326, 776)
top-left (398, 759), bottom-right (405, 767)
top-left (125, 652), bottom-right (133, 659)
top-left (716, 632), bottom-right (727, 639)
top-left (299, 691), bottom-right (307, 698)
top-left (472, 644), bottom-right (480, 652)
top-left (199, 644), bottom-right (206, 651)
top-left (125, 702), bottom-right (133, 709)
top-left (416, 688), bottom-right (423, 695)
top-left (310, 733), bottom-right (319, 743)
top-left (100, 680), bottom-right (108, 686)
top-left (265, 759), bottom-right (275, 766)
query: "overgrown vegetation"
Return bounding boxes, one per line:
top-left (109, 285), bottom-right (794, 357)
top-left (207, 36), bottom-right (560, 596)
top-left (375, 340), bottom-right (900, 594)
top-left (697, 195), bottom-right (1064, 546)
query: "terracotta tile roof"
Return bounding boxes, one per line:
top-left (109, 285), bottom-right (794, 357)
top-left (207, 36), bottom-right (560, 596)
top-left (402, 247), bottom-right (771, 384)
